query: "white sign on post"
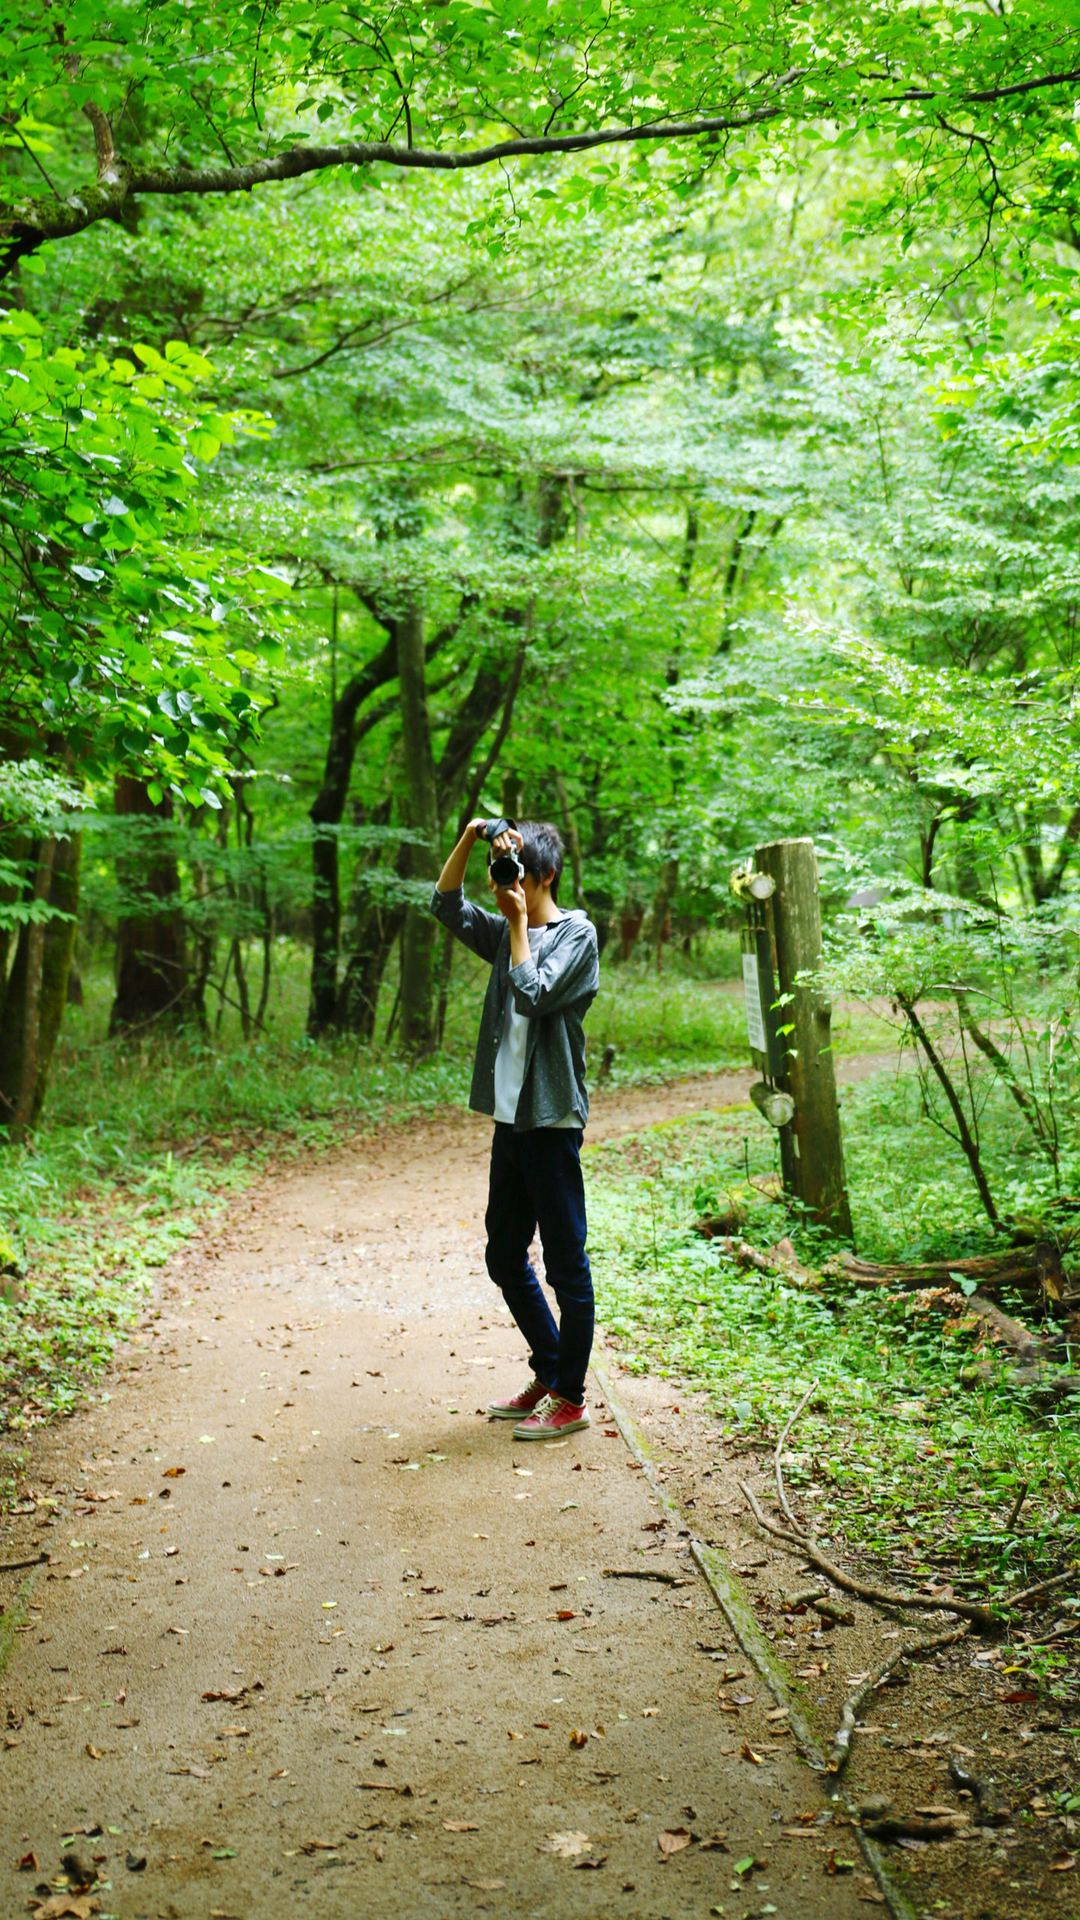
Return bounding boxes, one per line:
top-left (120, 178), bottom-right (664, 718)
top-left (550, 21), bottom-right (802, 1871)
top-left (742, 949), bottom-right (768, 1054)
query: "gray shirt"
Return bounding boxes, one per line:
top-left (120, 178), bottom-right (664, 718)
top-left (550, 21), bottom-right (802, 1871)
top-left (431, 885), bottom-right (600, 1131)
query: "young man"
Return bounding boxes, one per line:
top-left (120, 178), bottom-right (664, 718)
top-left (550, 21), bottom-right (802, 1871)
top-left (432, 817), bottom-right (600, 1438)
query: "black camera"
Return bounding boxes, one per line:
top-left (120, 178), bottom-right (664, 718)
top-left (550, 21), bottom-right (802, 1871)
top-left (478, 817), bottom-right (525, 889)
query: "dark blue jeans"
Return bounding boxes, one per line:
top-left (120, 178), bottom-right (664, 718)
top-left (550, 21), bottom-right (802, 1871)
top-left (484, 1123), bottom-right (594, 1407)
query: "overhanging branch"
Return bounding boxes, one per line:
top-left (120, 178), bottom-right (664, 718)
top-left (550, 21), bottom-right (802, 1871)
top-left (4, 56), bottom-right (1080, 277)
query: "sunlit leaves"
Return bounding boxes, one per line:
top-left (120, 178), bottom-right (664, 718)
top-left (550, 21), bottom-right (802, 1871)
top-left (0, 310), bottom-right (285, 792)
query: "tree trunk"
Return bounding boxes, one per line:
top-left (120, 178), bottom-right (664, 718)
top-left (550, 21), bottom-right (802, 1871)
top-left (30, 828), bottom-right (81, 1126)
top-left (0, 828), bottom-right (82, 1136)
top-left (109, 779), bottom-right (192, 1034)
top-left (553, 764), bottom-right (585, 906)
top-left (756, 836), bottom-right (853, 1239)
top-left (500, 769), bottom-right (524, 819)
top-left (306, 632), bottom-right (398, 1037)
top-left (1, 834), bottom-right (55, 1141)
top-left (646, 854), bottom-right (678, 971)
top-left (396, 597), bottom-right (441, 1055)
top-left (308, 820), bottom-right (342, 1037)
top-left (338, 900), bottom-right (406, 1040)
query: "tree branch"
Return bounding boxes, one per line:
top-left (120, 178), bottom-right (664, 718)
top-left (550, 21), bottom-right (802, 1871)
top-left (898, 992), bottom-right (1000, 1226)
top-left (5, 55), bottom-right (1078, 274)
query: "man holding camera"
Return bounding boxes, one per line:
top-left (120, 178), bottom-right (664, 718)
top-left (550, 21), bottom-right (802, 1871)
top-left (432, 817), bottom-right (600, 1438)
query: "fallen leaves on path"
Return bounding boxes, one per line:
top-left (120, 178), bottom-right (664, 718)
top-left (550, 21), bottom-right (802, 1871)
top-left (465, 1878), bottom-right (506, 1891)
top-left (569, 1728), bottom-right (588, 1749)
top-left (658, 1828), bottom-right (693, 1856)
top-left (27, 1899), bottom-right (99, 1919)
top-left (540, 1832), bottom-right (592, 1858)
top-left (442, 1820), bottom-right (479, 1832)
top-left (162, 1467), bottom-right (186, 1479)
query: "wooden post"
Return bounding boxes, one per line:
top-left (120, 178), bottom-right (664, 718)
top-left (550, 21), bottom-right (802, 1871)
top-left (755, 836), bottom-right (853, 1239)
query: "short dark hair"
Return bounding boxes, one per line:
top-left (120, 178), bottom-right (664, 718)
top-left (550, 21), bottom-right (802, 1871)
top-left (519, 820), bottom-right (565, 903)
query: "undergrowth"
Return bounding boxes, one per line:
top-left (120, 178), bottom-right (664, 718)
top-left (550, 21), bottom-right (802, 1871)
top-left (586, 1085), bottom-right (1080, 1701)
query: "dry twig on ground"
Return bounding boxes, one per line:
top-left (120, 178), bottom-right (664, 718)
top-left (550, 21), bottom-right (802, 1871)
top-left (773, 1379), bottom-right (818, 1532)
top-left (738, 1479), bottom-right (998, 1633)
top-left (828, 1625), bottom-right (968, 1773)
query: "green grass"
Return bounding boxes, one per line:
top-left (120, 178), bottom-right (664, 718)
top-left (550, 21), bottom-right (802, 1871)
top-left (0, 1140), bottom-right (245, 1436)
top-left (585, 1083), bottom-right (1080, 1700)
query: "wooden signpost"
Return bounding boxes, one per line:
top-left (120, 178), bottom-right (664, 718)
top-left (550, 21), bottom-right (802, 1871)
top-left (733, 836), bottom-right (852, 1240)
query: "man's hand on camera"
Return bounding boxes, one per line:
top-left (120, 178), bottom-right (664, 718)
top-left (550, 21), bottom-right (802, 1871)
top-left (493, 876), bottom-right (527, 929)
top-left (486, 824), bottom-right (523, 858)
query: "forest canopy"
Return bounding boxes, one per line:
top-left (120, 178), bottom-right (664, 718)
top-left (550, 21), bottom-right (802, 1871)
top-left (2, 0), bottom-right (1080, 1235)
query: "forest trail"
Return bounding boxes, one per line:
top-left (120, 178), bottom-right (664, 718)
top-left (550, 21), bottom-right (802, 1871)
top-left (0, 1060), bottom-right (892, 1920)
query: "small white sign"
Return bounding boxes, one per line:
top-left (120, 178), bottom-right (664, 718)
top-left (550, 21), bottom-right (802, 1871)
top-left (742, 951), bottom-right (768, 1054)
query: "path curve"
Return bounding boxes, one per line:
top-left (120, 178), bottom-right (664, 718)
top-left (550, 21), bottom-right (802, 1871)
top-left (0, 1061), bottom-right (895, 1917)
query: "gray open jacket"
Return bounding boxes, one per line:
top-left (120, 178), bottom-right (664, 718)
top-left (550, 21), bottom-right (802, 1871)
top-left (431, 886), bottom-right (600, 1131)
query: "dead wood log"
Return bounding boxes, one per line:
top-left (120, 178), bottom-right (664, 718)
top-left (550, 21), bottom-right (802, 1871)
top-left (964, 1293), bottom-right (1044, 1361)
top-left (836, 1239), bottom-right (1066, 1302)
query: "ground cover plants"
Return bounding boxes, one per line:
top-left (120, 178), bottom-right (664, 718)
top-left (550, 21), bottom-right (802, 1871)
top-left (587, 1086), bottom-right (1080, 1708)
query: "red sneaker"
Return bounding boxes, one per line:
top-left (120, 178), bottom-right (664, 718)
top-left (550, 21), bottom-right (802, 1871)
top-left (513, 1393), bottom-right (591, 1440)
top-left (487, 1377), bottom-right (550, 1420)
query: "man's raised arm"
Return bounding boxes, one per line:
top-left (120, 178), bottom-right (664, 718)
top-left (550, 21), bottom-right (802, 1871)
top-left (431, 821), bottom-right (506, 965)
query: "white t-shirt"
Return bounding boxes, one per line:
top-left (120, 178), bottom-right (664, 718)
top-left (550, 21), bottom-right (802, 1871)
top-left (493, 922), bottom-right (581, 1128)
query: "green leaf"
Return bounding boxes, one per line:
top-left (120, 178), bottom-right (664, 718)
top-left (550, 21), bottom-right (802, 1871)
top-left (950, 1272), bottom-right (981, 1299)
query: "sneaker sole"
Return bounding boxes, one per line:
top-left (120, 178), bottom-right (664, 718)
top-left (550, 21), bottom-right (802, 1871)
top-left (487, 1404), bottom-right (543, 1420)
top-left (513, 1417), bottom-right (591, 1440)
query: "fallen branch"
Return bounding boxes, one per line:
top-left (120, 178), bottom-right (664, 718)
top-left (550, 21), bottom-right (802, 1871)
top-left (773, 1380), bottom-right (818, 1532)
top-left (1005, 1481), bottom-right (1028, 1531)
top-left (813, 1597), bottom-right (855, 1627)
top-left (602, 1567), bottom-right (688, 1586)
top-left (966, 1294), bottom-right (1045, 1364)
top-left (783, 1587), bottom-right (827, 1610)
top-left (837, 1240), bottom-right (1066, 1302)
top-left (861, 1810), bottom-right (968, 1843)
top-left (998, 1566), bottom-right (1077, 1609)
top-left (738, 1479), bottom-right (998, 1634)
top-left (828, 1626), bottom-right (968, 1772)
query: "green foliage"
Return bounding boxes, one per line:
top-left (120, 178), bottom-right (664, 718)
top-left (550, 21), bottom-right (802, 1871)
top-left (3, 0), bottom-right (1075, 277)
top-left (0, 1139), bottom-right (231, 1428)
top-left (588, 1098), bottom-right (1080, 1673)
top-left (0, 310), bottom-right (283, 798)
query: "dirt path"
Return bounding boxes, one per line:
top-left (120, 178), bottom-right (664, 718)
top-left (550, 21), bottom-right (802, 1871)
top-left (0, 1066), bottom-right (890, 1919)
